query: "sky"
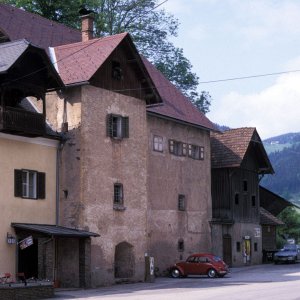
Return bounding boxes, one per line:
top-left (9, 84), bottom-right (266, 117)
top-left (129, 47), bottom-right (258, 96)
top-left (161, 0), bottom-right (300, 139)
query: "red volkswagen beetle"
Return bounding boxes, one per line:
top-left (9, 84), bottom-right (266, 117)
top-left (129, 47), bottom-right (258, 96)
top-left (170, 253), bottom-right (229, 278)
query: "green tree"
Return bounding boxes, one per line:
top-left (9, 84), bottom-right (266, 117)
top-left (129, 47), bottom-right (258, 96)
top-left (3, 0), bottom-right (211, 113)
top-left (277, 207), bottom-right (300, 247)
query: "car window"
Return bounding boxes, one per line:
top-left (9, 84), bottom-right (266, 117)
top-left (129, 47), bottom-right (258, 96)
top-left (198, 257), bottom-right (209, 263)
top-left (213, 256), bottom-right (222, 262)
top-left (186, 256), bottom-right (196, 263)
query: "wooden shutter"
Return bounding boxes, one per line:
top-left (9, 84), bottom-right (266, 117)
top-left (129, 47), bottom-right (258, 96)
top-left (106, 114), bottom-right (113, 137)
top-left (122, 117), bottom-right (129, 138)
top-left (14, 169), bottom-right (23, 197)
top-left (37, 172), bottom-right (46, 199)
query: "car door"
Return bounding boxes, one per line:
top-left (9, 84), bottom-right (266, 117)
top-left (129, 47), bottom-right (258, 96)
top-left (184, 256), bottom-right (199, 275)
top-left (297, 246), bottom-right (300, 260)
top-left (197, 256), bottom-right (211, 275)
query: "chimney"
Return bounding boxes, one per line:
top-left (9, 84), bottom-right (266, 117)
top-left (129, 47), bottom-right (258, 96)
top-left (80, 14), bottom-right (94, 42)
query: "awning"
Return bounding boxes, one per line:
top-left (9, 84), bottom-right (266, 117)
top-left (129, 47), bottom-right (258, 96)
top-left (11, 223), bottom-right (100, 238)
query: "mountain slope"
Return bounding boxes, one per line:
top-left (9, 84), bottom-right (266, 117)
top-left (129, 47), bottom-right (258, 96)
top-left (261, 132), bottom-right (300, 206)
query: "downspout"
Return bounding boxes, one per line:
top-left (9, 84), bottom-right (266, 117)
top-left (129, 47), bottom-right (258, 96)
top-left (56, 143), bottom-right (60, 226)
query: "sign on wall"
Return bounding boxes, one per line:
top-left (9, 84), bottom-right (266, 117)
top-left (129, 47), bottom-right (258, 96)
top-left (19, 236), bottom-right (33, 250)
top-left (254, 227), bottom-right (261, 238)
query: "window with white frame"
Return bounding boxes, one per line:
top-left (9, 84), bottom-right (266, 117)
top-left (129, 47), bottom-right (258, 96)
top-left (188, 144), bottom-right (204, 160)
top-left (153, 135), bottom-right (163, 152)
top-left (169, 140), bottom-right (187, 156)
top-left (14, 169), bottom-right (45, 199)
top-left (107, 114), bottom-right (129, 139)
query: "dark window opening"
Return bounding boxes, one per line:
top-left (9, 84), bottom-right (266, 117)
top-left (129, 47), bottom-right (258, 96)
top-left (178, 194), bottom-right (186, 211)
top-left (112, 60), bottom-right (123, 80)
top-left (251, 195), bottom-right (256, 206)
top-left (178, 239), bottom-right (184, 252)
top-left (235, 193), bottom-right (239, 205)
top-left (243, 180), bottom-right (248, 192)
top-left (254, 242), bottom-right (258, 252)
top-left (113, 183), bottom-right (123, 205)
top-left (107, 114), bottom-right (129, 139)
top-left (236, 242), bottom-right (241, 252)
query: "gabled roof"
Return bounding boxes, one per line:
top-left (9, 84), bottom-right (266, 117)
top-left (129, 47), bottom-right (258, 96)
top-left (53, 33), bottom-right (128, 86)
top-left (211, 127), bottom-right (274, 173)
top-left (142, 57), bottom-right (216, 131)
top-left (0, 39), bottom-right (29, 73)
top-left (260, 207), bottom-right (284, 226)
top-left (0, 4), bottom-right (80, 49)
top-left (0, 39), bottom-right (63, 91)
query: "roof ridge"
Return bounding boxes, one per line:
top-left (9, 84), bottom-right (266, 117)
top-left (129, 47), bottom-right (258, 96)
top-left (0, 3), bottom-right (80, 33)
top-left (54, 32), bottom-right (128, 50)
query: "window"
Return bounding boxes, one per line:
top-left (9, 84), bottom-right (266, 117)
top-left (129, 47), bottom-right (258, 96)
top-left (153, 135), bottom-right (163, 152)
top-left (243, 180), bottom-right (248, 192)
top-left (112, 60), bottom-right (123, 80)
top-left (107, 114), bottom-right (129, 139)
top-left (169, 140), bottom-right (186, 156)
top-left (178, 194), bottom-right (186, 211)
top-left (235, 193), bottom-right (239, 205)
top-left (188, 144), bottom-right (204, 160)
top-left (178, 239), bottom-right (184, 252)
top-left (236, 242), bottom-right (241, 252)
top-left (14, 169), bottom-right (45, 199)
top-left (251, 195), bottom-right (256, 207)
top-left (254, 242), bottom-right (258, 252)
top-left (113, 183), bottom-right (123, 205)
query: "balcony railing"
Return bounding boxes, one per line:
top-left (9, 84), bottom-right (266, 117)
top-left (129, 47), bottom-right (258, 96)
top-left (0, 107), bottom-right (45, 136)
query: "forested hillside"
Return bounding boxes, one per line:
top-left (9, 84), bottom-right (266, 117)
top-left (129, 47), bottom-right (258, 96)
top-left (261, 132), bottom-right (300, 206)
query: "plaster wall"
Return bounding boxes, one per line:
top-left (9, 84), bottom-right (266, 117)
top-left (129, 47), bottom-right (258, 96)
top-left (147, 115), bottom-right (212, 274)
top-left (58, 86), bottom-right (148, 286)
top-left (0, 134), bottom-right (57, 276)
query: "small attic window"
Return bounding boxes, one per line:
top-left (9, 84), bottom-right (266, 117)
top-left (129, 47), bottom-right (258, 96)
top-left (112, 60), bottom-right (123, 80)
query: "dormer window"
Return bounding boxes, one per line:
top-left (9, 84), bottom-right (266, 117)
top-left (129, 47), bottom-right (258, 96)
top-left (112, 60), bottom-right (123, 80)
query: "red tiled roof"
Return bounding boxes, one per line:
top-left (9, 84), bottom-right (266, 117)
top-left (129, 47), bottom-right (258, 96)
top-left (0, 4), bottom-right (80, 49)
top-left (211, 128), bottom-right (273, 174)
top-left (54, 33), bottom-right (128, 85)
top-left (211, 128), bottom-right (255, 168)
top-left (142, 57), bottom-right (216, 131)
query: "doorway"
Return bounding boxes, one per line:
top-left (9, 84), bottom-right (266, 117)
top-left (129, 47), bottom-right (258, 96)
top-left (18, 238), bottom-right (38, 278)
top-left (114, 242), bottom-right (135, 278)
top-left (223, 234), bottom-right (232, 267)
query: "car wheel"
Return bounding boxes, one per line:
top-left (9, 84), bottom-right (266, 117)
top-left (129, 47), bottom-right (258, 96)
top-left (207, 269), bottom-right (217, 278)
top-left (171, 268), bottom-right (181, 278)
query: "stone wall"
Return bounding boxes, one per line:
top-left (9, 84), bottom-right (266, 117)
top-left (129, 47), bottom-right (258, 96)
top-left (0, 285), bottom-right (53, 300)
top-left (147, 115), bottom-right (212, 274)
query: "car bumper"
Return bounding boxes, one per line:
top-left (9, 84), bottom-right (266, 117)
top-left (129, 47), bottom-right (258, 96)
top-left (274, 257), bottom-right (295, 262)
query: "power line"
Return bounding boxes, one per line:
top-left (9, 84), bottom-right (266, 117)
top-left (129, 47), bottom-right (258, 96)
top-left (199, 69), bottom-right (300, 84)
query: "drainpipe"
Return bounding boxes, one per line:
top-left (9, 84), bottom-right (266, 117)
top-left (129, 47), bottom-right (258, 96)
top-left (56, 141), bottom-right (64, 226)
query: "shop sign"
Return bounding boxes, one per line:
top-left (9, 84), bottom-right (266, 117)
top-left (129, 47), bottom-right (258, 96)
top-left (19, 236), bottom-right (33, 250)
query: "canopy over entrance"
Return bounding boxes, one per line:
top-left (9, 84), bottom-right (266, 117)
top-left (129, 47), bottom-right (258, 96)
top-left (11, 223), bottom-right (99, 238)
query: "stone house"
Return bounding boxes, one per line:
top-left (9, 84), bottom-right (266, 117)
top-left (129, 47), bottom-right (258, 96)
top-left (211, 128), bottom-right (274, 266)
top-left (143, 58), bottom-right (216, 274)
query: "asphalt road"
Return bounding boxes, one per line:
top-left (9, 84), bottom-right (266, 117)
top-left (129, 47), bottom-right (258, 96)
top-left (49, 263), bottom-right (300, 300)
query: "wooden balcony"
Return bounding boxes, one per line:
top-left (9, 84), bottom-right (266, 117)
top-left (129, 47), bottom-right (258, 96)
top-left (0, 107), bottom-right (45, 136)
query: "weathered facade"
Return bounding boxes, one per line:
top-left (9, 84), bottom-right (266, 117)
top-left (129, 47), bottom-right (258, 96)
top-left (44, 32), bottom-right (161, 286)
top-left (211, 128), bottom-right (274, 266)
top-left (144, 58), bottom-right (215, 274)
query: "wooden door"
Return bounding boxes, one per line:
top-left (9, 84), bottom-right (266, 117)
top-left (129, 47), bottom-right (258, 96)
top-left (223, 235), bottom-right (232, 267)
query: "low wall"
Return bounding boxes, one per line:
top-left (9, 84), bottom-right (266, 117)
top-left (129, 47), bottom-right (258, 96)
top-left (0, 284), bottom-right (53, 300)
